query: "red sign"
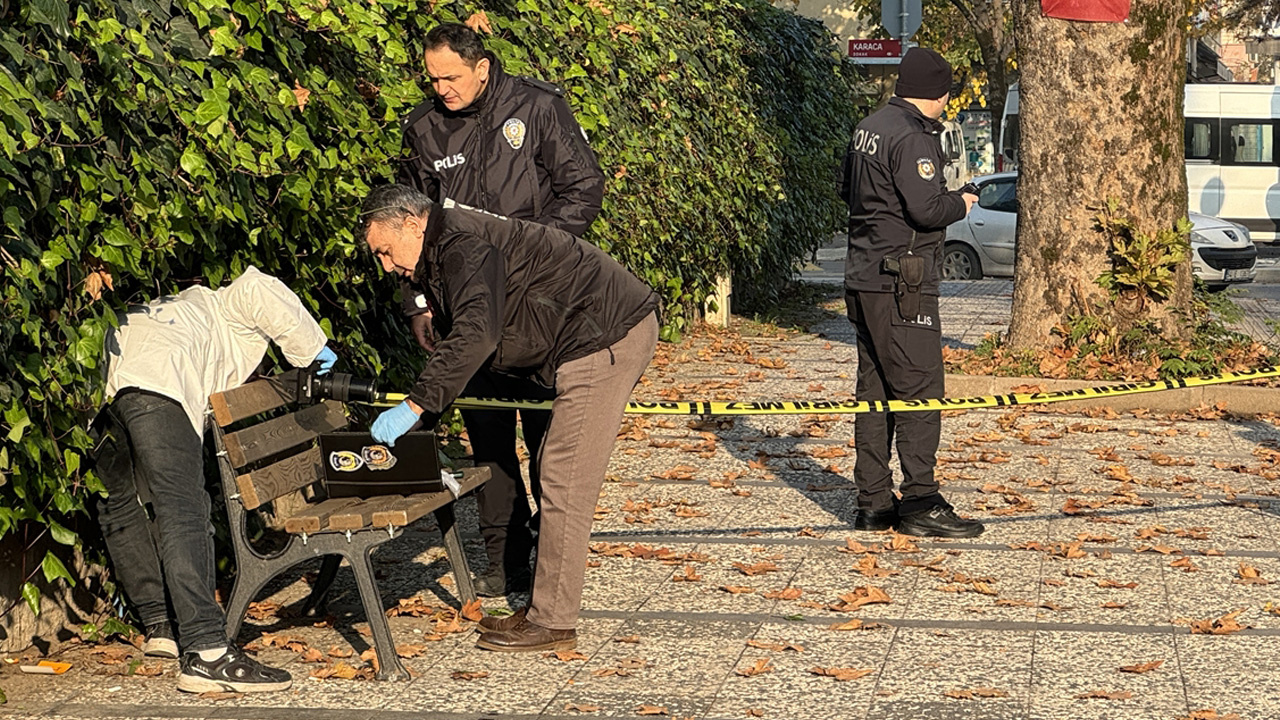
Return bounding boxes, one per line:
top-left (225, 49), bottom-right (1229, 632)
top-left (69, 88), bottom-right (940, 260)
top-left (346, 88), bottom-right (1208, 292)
top-left (1041, 0), bottom-right (1129, 22)
top-left (848, 39), bottom-right (902, 58)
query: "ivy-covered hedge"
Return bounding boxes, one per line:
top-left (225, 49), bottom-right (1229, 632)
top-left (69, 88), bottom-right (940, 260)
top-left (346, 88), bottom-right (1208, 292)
top-left (0, 0), bottom-right (861, 618)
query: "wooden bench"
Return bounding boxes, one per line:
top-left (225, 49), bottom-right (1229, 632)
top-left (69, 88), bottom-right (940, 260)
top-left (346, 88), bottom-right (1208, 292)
top-left (207, 370), bottom-right (489, 681)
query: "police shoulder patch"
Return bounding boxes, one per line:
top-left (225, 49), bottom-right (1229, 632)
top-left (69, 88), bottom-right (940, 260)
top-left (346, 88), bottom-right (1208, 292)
top-left (916, 157), bottom-right (936, 181)
top-left (518, 76), bottom-right (565, 97)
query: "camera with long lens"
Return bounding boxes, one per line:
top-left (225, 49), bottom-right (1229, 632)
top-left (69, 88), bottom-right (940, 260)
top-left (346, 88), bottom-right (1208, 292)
top-left (297, 368), bottom-right (386, 405)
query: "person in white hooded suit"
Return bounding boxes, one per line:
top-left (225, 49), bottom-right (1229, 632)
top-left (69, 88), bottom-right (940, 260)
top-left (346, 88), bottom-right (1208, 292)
top-left (95, 266), bottom-right (335, 694)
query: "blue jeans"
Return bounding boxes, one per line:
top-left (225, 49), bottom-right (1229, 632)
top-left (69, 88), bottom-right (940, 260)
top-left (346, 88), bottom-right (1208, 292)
top-left (93, 390), bottom-right (226, 653)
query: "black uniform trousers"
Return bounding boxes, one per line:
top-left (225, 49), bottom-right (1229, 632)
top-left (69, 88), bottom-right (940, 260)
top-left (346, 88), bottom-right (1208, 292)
top-left (461, 368), bottom-right (554, 578)
top-left (847, 291), bottom-right (950, 517)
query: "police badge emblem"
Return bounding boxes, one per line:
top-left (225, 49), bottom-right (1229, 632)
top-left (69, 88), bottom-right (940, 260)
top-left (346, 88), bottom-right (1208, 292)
top-left (916, 157), bottom-right (936, 181)
top-left (329, 450), bottom-right (363, 473)
top-left (502, 118), bottom-right (526, 150)
top-left (362, 444), bottom-right (398, 471)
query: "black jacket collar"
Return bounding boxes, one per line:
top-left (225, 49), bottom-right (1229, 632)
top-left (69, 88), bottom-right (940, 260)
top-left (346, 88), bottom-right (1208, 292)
top-left (889, 96), bottom-right (944, 133)
top-left (412, 207), bottom-right (448, 285)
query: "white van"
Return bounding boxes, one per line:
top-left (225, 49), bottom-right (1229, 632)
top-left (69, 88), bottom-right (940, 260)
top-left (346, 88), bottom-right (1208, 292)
top-left (1000, 83), bottom-right (1280, 241)
top-left (1185, 84), bottom-right (1280, 242)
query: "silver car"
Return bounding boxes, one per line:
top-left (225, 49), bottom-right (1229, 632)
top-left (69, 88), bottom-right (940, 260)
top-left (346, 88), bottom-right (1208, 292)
top-left (943, 172), bottom-right (1257, 287)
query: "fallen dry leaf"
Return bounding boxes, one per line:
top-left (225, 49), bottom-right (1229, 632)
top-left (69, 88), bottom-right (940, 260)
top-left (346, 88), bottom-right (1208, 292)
top-left (1235, 563), bottom-right (1270, 585)
top-left (1119, 660), bottom-right (1164, 674)
top-left (828, 618), bottom-right (864, 631)
top-left (1075, 690), bottom-right (1133, 700)
top-left (672, 565), bottom-right (703, 582)
top-left (451, 670), bottom-right (490, 681)
top-left (636, 705), bottom-right (668, 716)
top-left (564, 703), bottom-right (602, 712)
top-left (721, 585), bottom-right (756, 594)
top-left (829, 586), bottom-right (891, 612)
top-left (854, 555), bottom-right (900, 578)
top-left (395, 644), bottom-right (428, 659)
top-left (1097, 579), bottom-right (1139, 589)
top-left (547, 650), bottom-right (589, 662)
top-left (808, 666), bottom-right (874, 681)
top-left (734, 561), bottom-right (780, 576)
top-left (735, 658), bottom-right (774, 677)
top-left (761, 587), bottom-right (803, 600)
top-left (1179, 711), bottom-right (1243, 720)
top-left (1190, 609), bottom-right (1249, 635)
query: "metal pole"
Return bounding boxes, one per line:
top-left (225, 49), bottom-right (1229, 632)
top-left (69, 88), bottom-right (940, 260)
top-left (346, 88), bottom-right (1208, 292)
top-left (900, 3), bottom-right (909, 56)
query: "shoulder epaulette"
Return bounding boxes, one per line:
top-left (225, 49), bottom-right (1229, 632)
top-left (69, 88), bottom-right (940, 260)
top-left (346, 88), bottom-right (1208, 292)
top-left (516, 76), bottom-right (565, 97)
top-left (401, 100), bottom-right (436, 130)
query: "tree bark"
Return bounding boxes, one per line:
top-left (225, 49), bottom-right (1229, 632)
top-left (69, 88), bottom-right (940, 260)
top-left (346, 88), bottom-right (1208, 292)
top-left (949, 0), bottom-right (1015, 133)
top-left (1007, 0), bottom-right (1192, 348)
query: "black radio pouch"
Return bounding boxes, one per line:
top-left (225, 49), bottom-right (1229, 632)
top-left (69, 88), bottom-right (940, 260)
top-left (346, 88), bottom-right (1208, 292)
top-left (894, 253), bottom-right (926, 320)
top-left (883, 231), bottom-right (925, 321)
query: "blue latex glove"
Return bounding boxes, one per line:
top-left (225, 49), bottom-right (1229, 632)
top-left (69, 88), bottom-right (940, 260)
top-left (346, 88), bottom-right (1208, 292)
top-left (315, 346), bottom-right (338, 375)
top-left (371, 401), bottom-right (420, 447)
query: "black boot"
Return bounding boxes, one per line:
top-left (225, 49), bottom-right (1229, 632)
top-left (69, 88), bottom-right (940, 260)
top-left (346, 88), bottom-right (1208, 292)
top-left (897, 506), bottom-right (985, 538)
top-left (853, 508), bottom-right (898, 531)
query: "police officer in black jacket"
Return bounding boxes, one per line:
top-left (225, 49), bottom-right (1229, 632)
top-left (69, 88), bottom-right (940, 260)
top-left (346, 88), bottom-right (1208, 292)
top-left (396, 23), bottom-right (608, 596)
top-left (837, 47), bottom-right (984, 538)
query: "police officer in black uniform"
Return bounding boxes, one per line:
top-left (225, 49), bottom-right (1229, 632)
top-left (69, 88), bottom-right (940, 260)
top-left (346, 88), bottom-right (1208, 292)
top-left (396, 23), bottom-right (607, 595)
top-left (838, 47), bottom-right (984, 538)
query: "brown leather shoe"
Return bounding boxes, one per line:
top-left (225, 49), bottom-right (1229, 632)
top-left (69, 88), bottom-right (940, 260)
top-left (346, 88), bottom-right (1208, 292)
top-left (477, 607), bottom-right (527, 634)
top-left (475, 617), bottom-right (576, 653)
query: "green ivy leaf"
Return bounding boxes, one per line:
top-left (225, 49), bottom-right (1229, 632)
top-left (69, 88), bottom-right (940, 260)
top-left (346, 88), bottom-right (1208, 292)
top-left (47, 520), bottom-right (76, 546)
top-left (41, 550), bottom-right (75, 587)
top-left (21, 581), bottom-right (39, 617)
top-left (179, 144), bottom-right (208, 177)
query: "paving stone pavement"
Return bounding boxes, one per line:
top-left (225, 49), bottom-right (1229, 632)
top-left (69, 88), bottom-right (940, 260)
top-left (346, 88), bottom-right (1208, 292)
top-left (4, 289), bottom-right (1280, 720)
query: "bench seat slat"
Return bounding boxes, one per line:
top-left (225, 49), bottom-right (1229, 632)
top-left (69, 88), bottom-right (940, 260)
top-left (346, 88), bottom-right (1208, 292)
top-left (209, 371), bottom-right (301, 427)
top-left (282, 497), bottom-right (363, 534)
top-left (222, 400), bottom-right (346, 469)
top-left (370, 468), bottom-right (491, 527)
top-left (327, 495), bottom-right (411, 532)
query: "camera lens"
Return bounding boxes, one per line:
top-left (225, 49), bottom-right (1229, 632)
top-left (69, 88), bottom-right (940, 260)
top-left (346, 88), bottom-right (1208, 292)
top-left (315, 373), bottom-right (380, 404)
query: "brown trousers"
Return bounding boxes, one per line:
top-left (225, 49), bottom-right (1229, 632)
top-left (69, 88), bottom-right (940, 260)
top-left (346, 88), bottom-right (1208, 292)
top-left (526, 312), bottom-right (659, 630)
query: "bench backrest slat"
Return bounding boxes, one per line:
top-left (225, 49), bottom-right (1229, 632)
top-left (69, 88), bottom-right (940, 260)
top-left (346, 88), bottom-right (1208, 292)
top-left (222, 400), bottom-right (347, 469)
top-left (209, 371), bottom-right (301, 428)
top-left (235, 445), bottom-right (323, 510)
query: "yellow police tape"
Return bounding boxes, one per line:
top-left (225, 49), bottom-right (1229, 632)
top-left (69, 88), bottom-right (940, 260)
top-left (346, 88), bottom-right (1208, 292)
top-left (380, 365), bottom-right (1280, 416)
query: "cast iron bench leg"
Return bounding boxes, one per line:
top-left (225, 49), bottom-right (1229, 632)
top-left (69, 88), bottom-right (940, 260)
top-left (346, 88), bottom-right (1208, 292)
top-left (349, 540), bottom-right (411, 681)
top-left (434, 504), bottom-right (476, 604)
top-left (224, 554), bottom-right (278, 644)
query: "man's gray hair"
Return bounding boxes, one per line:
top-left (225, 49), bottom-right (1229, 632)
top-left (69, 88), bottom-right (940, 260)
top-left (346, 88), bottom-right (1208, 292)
top-left (357, 184), bottom-right (434, 241)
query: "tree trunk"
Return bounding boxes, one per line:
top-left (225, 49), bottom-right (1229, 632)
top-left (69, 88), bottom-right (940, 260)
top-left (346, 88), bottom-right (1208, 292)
top-left (950, 0), bottom-right (1015, 137)
top-left (1007, 0), bottom-right (1192, 348)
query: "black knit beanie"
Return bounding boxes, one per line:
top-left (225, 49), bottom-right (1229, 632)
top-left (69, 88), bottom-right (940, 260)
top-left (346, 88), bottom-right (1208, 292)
top-left (894, 47), bottom-right (953, 100)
